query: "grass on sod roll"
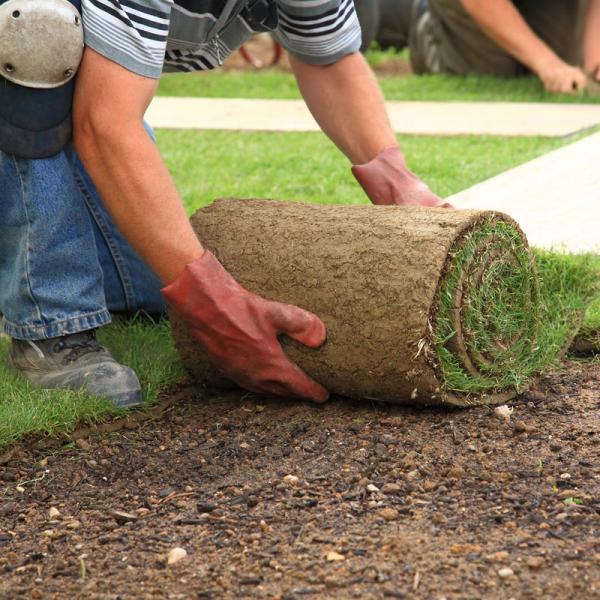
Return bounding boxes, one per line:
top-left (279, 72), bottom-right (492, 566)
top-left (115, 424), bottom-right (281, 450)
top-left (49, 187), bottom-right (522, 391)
top-left (433, 218), bottom-right (600, 395)
top-left (1, 129), bottom-right (599, 449)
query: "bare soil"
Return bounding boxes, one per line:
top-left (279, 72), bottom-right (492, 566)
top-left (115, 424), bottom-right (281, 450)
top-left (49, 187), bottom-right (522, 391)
top-left (1, 359), bottom-right (599, 599)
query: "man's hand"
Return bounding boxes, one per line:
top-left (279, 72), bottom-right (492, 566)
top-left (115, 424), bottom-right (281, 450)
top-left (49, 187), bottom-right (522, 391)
top-left (461, 0), bottom-right (586, 95)
top-left (352, 147), bottom-right (453, 208)
top-left (162, 251), bottom-right (329, 403)
top-left (536, 58), bottom-right (587, 94)
top-left (289, 54), bottom-right (446, 206)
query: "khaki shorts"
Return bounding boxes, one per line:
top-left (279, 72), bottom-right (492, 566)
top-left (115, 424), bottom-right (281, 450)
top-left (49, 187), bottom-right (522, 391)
top-left (411, 0), bottom-right (588, 75)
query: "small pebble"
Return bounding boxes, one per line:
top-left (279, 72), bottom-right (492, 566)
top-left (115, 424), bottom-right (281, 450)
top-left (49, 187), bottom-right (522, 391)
top-left (487, 551), bottom-right (509, 562)
top-left (326, 551), bottom-right (345, 562)
top-left (498, 567), bottom-right (514, 579)
top-left (526, 557), bottom-right (544, 570)
top-left (514, 421), bottom-right (528, 434)
top-left (431, 513), bottom-right (448, 526)
top-left (75, 438), bottom-right (91, 451)
top-left (245, 495), bottom-right (260, 508)
top-left (48, 507), bottom-right (60, 519)
top-left (366, 484), bottom-right (380, 493)
top-left (283, 475), bottom-right (299, 485)
top-left (112, 510), bottom-right (139, 523)
top-left (494, 405), bottom-right (513, 422)
top-left (259, 520), bottom-right (271, 533)
top-left (167, 547), bottom-right (187, 565)
top-left (378, 507), bottom-right (399, 521)
top-left (382, 483), bottom-right (401, 495)
top-left (196, 503), bottom-right (217, 514)
top-left (445, 466), bottom-right (464, 479)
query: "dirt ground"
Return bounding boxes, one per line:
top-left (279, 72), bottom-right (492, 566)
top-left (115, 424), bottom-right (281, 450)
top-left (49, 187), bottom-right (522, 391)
top-left (1, 358), bottom-right (599, 600)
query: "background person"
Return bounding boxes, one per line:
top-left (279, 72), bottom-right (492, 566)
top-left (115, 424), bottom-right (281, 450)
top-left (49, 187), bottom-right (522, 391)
top-left (409, 0), bottom-right (600, 94)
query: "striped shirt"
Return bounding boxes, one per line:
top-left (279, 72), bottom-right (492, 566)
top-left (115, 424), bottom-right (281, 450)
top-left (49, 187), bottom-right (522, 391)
top-left (82, 0), bottom-right (362, 79)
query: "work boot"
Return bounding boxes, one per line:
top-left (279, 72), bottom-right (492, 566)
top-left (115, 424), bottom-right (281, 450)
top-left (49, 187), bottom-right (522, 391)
top-left (409, 0), bottom-right (440, 74)
top-left (8, 330), bottom-right (142, 408)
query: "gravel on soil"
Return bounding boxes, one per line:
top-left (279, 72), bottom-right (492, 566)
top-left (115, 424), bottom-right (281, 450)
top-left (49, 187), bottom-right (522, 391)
top-left (1, 359), bottom-right (599, 599)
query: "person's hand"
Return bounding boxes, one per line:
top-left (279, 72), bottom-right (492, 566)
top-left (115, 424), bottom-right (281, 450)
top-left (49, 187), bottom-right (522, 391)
top-left (536, 59), bottom-right (587, 94)
top-left (352, 146), bottom-right (453, 209)
top-left (162, 251), bottom-right (329, 403)
top-left (586, 65), bottom-right (600, 95)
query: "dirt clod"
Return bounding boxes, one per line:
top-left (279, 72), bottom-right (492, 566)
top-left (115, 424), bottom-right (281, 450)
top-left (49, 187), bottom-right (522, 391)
top-left (378, 507), bottom-right (400, 521)
top-left (527, 556), bottom-right (545, 570)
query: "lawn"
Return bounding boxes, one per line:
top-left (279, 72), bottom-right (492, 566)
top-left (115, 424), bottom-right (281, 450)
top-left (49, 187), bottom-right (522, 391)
top-left (1, 58), bottom-right (599, 450)
top-left (157, 68), bottom-right (600, 104)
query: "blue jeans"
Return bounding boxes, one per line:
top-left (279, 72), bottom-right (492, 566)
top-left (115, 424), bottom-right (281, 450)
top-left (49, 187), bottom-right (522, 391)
top-left (0, 138), bottom-right (165, 341)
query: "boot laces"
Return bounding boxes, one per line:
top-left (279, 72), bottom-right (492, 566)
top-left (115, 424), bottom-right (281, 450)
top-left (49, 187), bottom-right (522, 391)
top-left (52, 332), bottom-right (104, 364)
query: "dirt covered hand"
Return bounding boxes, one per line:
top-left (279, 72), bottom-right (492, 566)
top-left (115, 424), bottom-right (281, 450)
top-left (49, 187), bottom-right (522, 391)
top-left (352, 146), bottom-right (453, 208)
top-left (162, 251), bottom-right (329, 403)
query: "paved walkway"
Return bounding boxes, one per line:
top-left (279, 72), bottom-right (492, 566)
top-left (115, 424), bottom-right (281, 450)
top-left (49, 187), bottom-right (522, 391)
top-left (147, 97), bottom-right (600, 137)
top-left (448, 131), bottom-right (600, 253)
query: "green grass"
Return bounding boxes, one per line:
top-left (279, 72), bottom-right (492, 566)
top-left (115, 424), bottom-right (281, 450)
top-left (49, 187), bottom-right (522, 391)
top-left (1, 127), bottom-right (599, 449)
top-left (156, 129), bottom-right (578, 211)
top-left (158, 70), bottom-right (600, 103)
top-left (0, 319), bottom-right (183, 449)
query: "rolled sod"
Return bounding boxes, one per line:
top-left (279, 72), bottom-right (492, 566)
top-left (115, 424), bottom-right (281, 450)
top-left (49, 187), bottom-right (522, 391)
top-left (171, 199), bottom-right (597, 407)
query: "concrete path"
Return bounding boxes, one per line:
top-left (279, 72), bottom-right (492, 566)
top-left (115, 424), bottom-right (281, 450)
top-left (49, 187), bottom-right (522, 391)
top-left (146, 97), bottom-right (600, 137)
top-left (448, 131), bottom-right (600, 253)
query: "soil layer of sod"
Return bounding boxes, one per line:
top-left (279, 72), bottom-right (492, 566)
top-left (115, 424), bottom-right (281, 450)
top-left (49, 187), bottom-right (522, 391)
top-left (1, 359), bottom-right (599, 599)
top-left (173, 199), bottom-right (599, 406)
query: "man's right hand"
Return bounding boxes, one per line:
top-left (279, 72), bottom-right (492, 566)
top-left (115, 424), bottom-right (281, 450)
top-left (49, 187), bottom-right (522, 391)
top-left (536, 59), bottom-right (587, 94)
top-left (162, 250), bottom-right (329, 403)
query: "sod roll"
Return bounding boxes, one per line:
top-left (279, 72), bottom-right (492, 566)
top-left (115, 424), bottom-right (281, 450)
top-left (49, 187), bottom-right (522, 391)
top-left (171, 199), bottom-right (554, 407)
